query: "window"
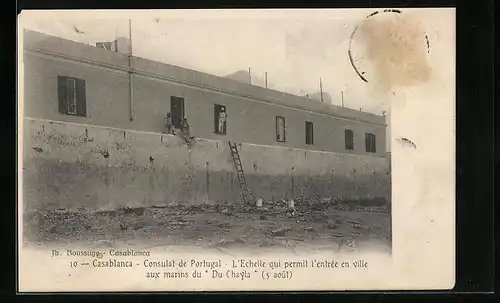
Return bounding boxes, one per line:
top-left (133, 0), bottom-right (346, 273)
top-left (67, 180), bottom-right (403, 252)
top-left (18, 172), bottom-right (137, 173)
top-left (276, 116), bottom-right (286, 142)
top-left (365, 133), bottom-right (377, 153)
top-left (305, 121), bottom-right (314, 145)
top-left (214, 104), bottom-right (227, 135)
top-left (345, 129), bottom-right (354, 150)
top-left (170, 96), bottom-right (185, 128)
top-left (58, 76), bottom-right (86, 117)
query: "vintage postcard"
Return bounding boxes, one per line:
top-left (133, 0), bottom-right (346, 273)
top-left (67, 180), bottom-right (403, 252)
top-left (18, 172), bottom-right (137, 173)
top-left (17, 8), bottom-right (456, 292)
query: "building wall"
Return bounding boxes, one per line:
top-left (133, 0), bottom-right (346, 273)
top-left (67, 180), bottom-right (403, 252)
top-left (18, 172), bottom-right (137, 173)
top-left (23, 29), bottom-right (387, 157)
top-left (22, 118), bottom-right (390, 212)
top-left (23, 51), bottom-right (132, 130)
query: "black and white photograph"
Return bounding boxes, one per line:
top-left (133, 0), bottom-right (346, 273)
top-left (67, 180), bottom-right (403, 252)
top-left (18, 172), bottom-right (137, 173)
top-left (18, 9), bottom-right (455, 292)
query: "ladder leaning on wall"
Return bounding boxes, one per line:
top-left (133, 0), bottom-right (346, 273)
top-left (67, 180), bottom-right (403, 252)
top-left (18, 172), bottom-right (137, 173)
top-left (228, 141), bottom-right (252, 204)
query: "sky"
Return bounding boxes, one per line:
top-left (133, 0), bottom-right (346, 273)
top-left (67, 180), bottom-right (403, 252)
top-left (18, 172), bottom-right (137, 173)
top-left (21, 9), bottom-right (393, 114)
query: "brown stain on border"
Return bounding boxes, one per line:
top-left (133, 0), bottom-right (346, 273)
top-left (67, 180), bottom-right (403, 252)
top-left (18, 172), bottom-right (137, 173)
top-left (351, 10), bottom-right (431, 91)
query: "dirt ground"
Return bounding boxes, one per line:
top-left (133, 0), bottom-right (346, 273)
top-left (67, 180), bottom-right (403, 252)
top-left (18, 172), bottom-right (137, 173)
top-left (23, 198), bottom-right (391, 254)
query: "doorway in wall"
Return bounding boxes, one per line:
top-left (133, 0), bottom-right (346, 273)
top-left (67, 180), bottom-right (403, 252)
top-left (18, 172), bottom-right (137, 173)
top-left (170, 96), bottom-right (185, 128)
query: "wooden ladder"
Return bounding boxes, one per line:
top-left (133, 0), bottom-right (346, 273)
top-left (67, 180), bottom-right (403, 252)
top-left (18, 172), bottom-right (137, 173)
top-left (228, 141), bottom-right (252, 204)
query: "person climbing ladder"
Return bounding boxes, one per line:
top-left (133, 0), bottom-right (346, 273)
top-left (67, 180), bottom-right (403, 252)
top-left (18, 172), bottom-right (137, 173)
top-left (179, 117), bottom-right (195, 148)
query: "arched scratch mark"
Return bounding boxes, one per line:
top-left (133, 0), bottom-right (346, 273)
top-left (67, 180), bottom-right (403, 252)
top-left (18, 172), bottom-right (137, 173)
top-left (368, 9), bottom-right (402, 20)
top-left (383, 9), bottom-right (402, 14)
top-left (348, 25), bottom-right (368, 83)
top-left (349, 9), bottom-right (405, 83)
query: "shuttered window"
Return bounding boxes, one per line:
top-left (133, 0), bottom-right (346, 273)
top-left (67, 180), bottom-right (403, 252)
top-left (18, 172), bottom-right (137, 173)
top-left (58, 76), bottom-right (87, 117)
top-left (365, 133), bottom-right (376, 153)
top-left (345, 129), bottom-right (354, 150)
top-left (276, 116), bottom-right (286, 142)
top-left (305, 121), bottom-right (314, 145)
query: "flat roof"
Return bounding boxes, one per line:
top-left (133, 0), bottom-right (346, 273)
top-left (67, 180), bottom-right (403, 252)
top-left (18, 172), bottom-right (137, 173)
top-left (22, 29), bottom-right (386, 126)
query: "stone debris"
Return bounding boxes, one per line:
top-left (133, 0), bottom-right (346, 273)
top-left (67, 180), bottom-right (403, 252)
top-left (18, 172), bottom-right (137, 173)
top-left (221, 209), bottom-right (232, 216)
top-left (330, 233), bottom-right (344, 238)
top-left (121, 207), bottom-right (145, 216)
top-left (339, 237), bottom-right (358, 253)
top-left (271, 226), bottom-right (292, 237)
top-left (256, 198), bottom-right (263, 207)
top-left (151, 205), bottom-right (169, 209)
top-left (168, 220), bottom-right (189, 226)
top-left (25, 198), bottom-right (391, 252)
top-left (336, 203), bottom-right (351, 211)
top-left (320, 197), bottom-right (332, 203)
top-left (326, 220), bottom-right (339, 229)
top-left (215, 237), bottom-right (245, 247)
top-left (215, 203), bottom-right (234, 216)
top-left (344, 219), bottom-right (362, 225)
top-left (219, 222), bottom-right (230, 228)
top-left (97, 240), bottom-right (114, 248)
top-left (354, 206), bottom-right (389, 213)
top-left (258, 238), bottom-right (276, 247)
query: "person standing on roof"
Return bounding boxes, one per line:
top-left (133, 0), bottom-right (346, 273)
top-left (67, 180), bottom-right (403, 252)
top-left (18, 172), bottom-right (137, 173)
top-left (165, 112), bottom-right (174, 135)
top-left (180, 117), bottom-right (191, 137)
top-left (218, 106), bottom-right (227, 134)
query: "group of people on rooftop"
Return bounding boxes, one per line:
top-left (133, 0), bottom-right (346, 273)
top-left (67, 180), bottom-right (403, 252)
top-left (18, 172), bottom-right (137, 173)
top-left (164, 106), bottom-right (227, 147)
top-left (164, 113), bottom-right (193, 146)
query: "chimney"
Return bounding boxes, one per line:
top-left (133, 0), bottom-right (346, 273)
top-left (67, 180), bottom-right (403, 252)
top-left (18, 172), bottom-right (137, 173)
top-left (95, 37), bottom-right (131, 55)
top-left (96, 41), bottom-right (117, 51)
top-left (115, 37), bottom-right (132, 55)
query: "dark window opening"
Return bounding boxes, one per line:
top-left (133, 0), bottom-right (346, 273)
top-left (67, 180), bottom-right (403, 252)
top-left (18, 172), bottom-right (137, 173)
top-left (345, 129), bottom-right (354, 150)
top-left (305, 121), bottom-right (314, 145)
top-left (58, 76), bottom-right (86, 117)
top-left (276, 116), bottom-right (286, 142)
top-left (365, 133), bottom-right (377, 153)
top-left (170, 96), bottom-right (185, 128)
top-left (214, 104), bottom-right (227, 135)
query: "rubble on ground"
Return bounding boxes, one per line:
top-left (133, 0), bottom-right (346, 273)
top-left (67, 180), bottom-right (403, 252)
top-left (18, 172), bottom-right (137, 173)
top-left (24, 196), bottom-right (391, 252)
top-left (271, 226), bottom-right (292, 237)
top-left (256, 198), bottom-right (263, 207)
top-left (326, 220), bottom-right (339, 229)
